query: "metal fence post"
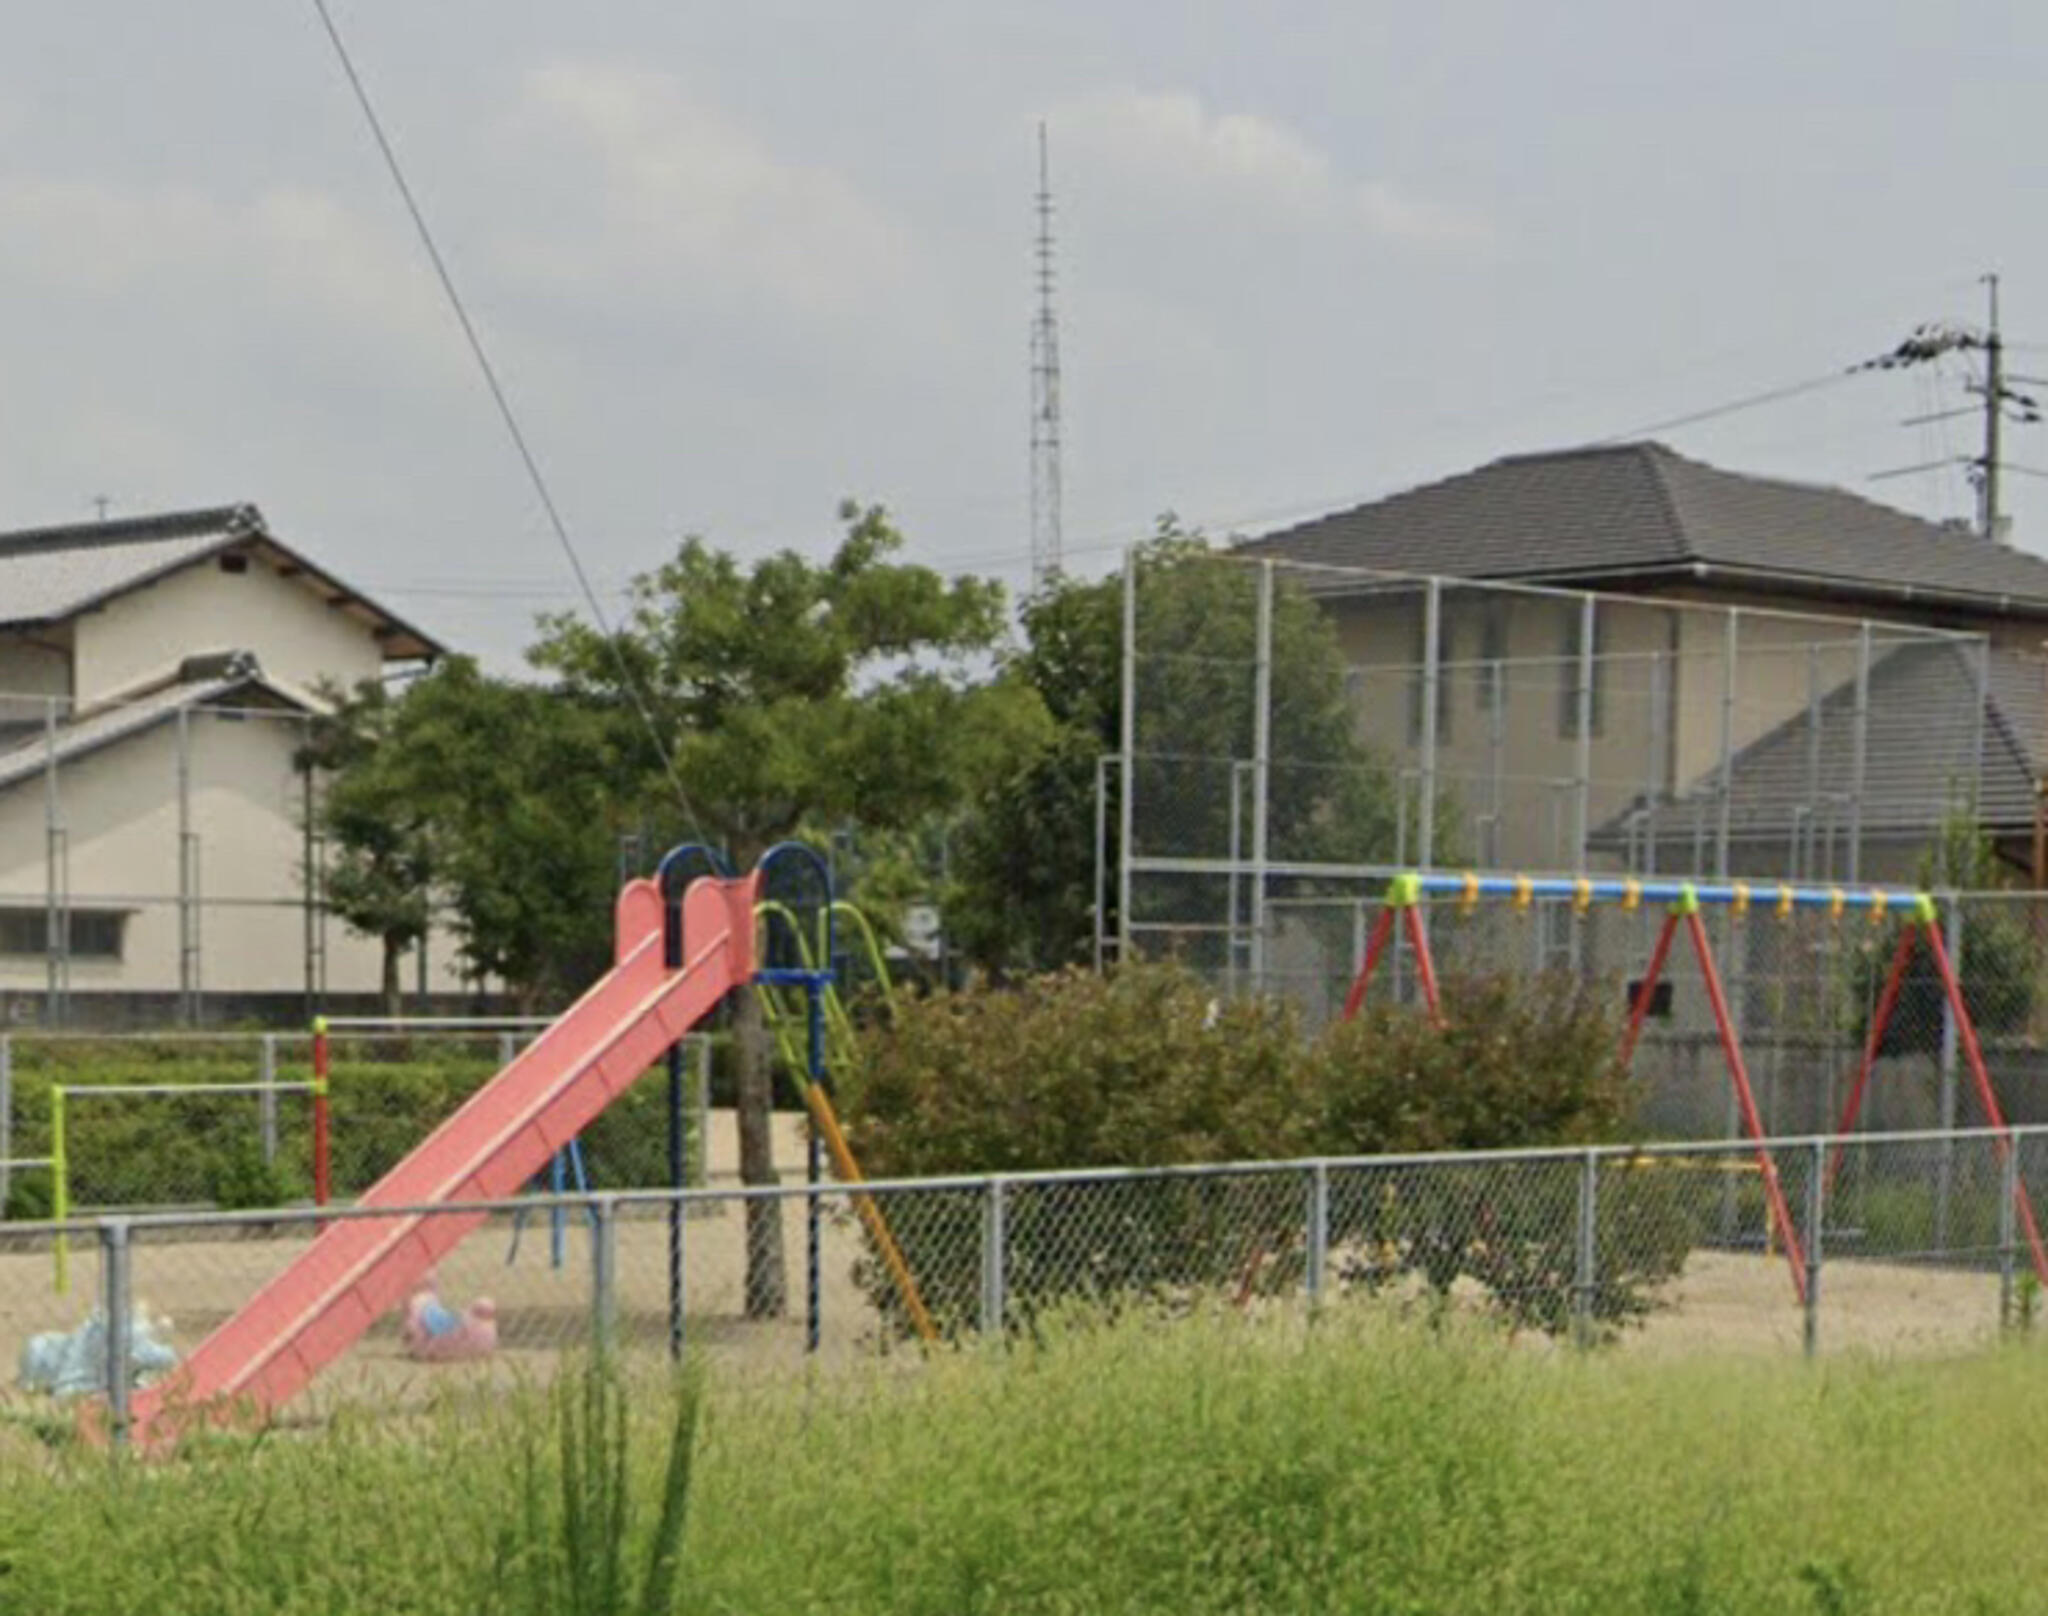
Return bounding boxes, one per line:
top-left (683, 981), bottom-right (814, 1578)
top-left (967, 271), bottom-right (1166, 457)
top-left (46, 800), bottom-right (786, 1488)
top-left (1716, 611), bottom-right (1739, 877)
top-left (1573, 1148), bottom-right (1599, 1349)
top-left (1417, 577), bottom-right (1441, 872)
top-left (102, 1218), bottom-right (132, 1450)
top-left (1935, 894), bottom-right (1963, 1252)
top-left (1117, 549), bottom-right (1137, 966)
top-left (1306, 1162), bottom-right (1329, 1312)
top-left (177, 706), bottom-right (195, 1026)
top-left (44, 696), bottom-right (67, 1026)
top-left (1093, 753), bottom-right (1111, 973)
top-left (0, 1034), bottom-right (11, 1214)
top-left (590, 1194), bottom-right (618, 1357)
top-left (980, 1176), bottom-right (1008, 1337)
top-left (2000, 1133), bottom-right (2020, 1332)
top-left (1573, 594), bottom-right (1595, 870)
top-left (258, 1034), bottom-right (279, 1167)
top-left (1804, 1139), bottom-right (1825, 1359)
top-left (1250, 561), bottom-right (1274, 989)
top-left (1847, 621), bottom-right (1871, 885)
top-left (497, 1031), bottom-right (517, 1070)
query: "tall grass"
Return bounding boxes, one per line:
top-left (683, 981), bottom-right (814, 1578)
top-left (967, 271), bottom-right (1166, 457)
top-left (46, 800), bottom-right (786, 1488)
top-left (1, 1317), bottom-right (2044, 1612)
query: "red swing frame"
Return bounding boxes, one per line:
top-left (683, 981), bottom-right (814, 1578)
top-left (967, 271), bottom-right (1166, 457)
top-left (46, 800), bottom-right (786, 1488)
top-left (1339, 883), bottom-right (2048, 1304)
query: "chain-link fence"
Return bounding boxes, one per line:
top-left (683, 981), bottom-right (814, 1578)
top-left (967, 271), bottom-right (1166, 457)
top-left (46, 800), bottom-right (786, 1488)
top-left (0, 1029), bottom-right (713, 1218)
top-left (20, 1124), bottom-right (2048, 1442)
top-left (0, 692), bottom-right (501, 1029)
top-left (1113, 550), bottom-right (1997, 976)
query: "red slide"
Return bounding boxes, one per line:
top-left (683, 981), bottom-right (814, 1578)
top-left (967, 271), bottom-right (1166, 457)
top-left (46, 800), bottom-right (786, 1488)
top-left (128, 872), bottom-right (757, 1446)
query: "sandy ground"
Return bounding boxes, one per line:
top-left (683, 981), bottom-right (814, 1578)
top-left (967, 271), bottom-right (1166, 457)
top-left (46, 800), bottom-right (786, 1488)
top-left (0, 1109), bottom-right (2022, 1424)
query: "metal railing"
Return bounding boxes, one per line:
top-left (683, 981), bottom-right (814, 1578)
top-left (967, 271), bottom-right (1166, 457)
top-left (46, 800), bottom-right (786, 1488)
top-left (20, 1123), bottom-right (2048, 1445)
top-left (0, 1028), bottom-right (715, 1220)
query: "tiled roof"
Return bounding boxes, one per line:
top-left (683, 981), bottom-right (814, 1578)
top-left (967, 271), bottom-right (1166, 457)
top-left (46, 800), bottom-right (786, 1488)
top-left (0, 504), bottom-right (441, 658)
top-left (1592, 640), bottom-right (2042, 851)
top-left (0, 507), bottom-right (261, 627)
top-left (1241, 443), bottom-right (2048, 613)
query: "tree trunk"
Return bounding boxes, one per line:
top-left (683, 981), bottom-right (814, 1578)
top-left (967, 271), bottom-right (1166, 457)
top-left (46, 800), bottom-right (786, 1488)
top-left (381, 935), bottom-right (404, 1020)
top-left (733, 985), bottom-right (787, 1318)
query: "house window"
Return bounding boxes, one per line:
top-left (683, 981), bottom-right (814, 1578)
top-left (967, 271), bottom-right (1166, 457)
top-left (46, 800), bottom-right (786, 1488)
top-left (1559, 602), bottom-right (1605, 740)
top-left (0, 909), bottom-right (128, 960)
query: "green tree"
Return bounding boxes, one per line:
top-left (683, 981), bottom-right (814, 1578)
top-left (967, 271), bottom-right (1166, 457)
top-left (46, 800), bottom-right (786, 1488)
top-left (303, 661), bottom-right (627, 1014)
top-left (392, 661), bottom-right (626, 1008)
top-left (531, 502), bottom-right (1048, 1315)
top-left (951, 527), bottom-right (1442, 973)
top-left (1851, 812), bottom-right (2036, 1056)
top-left (298, 680), bottom-right (435, 1017)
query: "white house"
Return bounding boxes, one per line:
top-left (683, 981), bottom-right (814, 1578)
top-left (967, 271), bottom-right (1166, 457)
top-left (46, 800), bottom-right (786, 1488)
top-left (0, 503), bottom-right (465, 1024)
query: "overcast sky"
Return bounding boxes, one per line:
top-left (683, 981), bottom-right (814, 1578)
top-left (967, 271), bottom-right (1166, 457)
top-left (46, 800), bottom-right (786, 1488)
top-left (4, 3), bottom-right (2045, 667)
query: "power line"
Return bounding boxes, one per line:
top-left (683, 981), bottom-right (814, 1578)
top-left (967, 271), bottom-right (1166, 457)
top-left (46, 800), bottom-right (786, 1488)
top-left (1857, 274), bottom-right (2040, 538)
top-left (305, 0), bottom-right (700, 830)
top-left (1587, 371), bottom-right (1860, 446)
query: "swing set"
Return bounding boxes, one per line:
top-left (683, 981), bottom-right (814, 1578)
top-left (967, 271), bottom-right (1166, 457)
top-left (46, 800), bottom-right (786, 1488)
top-left (1339, 872), bottom-right (2048, 1302)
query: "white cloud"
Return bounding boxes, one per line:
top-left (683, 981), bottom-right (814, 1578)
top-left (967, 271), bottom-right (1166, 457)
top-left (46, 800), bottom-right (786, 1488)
top-left (511, 61), bottom-right (915, 318)
top-left (1053, 88), bottom-right (1490, 249)
top-left (0, 175), bottom-right (455, 360)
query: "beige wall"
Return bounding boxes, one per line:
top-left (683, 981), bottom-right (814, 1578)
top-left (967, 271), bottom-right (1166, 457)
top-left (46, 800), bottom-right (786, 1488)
top-left (0, 630), bottom-right (73, 707)
top-left (1318, 583), bottom-right (1977, 872)
top-left (1666, 607), bottom-right (1867, 790)
top-left (1329, 591), bottom-right (1684, 868)
top-left (0, 712), bottom-right (468, 996)
top-left (72, 557), bottom-right (384, 704)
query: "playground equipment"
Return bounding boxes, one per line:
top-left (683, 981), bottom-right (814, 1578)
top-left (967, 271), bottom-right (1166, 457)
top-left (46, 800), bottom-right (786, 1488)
top-left (119, 844), bottom-right (933, 1446)
top-left (756, 897), bottom-right (936, 1344)
top-left (311, 1017), bottom-right (708, 1271)
top-left (123, 859), bottom-right (761, 1447)
top-left (1340, 872), bottom-right (2048, 1304)
top-left (505, 1137), bottom-right (591, 1269)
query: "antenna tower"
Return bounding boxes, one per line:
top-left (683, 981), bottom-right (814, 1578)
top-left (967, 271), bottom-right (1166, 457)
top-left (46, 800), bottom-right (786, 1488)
top-left (1030, 122), bottom-right (1064, 585)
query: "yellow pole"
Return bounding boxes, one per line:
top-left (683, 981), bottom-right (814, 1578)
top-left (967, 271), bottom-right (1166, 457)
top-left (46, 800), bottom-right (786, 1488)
top-left (50, 1086), bottom-right (67, 1296)
top-left (802, 1084), bottom-right (939, 1343)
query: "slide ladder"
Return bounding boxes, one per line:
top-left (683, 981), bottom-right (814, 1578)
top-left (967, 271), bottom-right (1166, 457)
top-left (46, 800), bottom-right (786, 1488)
top-left (757, 900), bottom-right (938, 1342)
top-left (127, 872), bottom-right (757, 1446)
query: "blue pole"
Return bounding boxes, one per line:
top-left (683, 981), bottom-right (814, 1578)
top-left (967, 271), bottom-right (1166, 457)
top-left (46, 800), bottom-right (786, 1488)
top-left (548, 1148), bottom-right (566, 1269)
top-left (806, 976), bottom-right (825, 1356)
top-left (654, 842), bottom-right (733, 1363)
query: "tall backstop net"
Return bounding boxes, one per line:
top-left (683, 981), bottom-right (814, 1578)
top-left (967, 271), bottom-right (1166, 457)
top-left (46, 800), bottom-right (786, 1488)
top-left (1115, 548), bottom-right (2002, 1136)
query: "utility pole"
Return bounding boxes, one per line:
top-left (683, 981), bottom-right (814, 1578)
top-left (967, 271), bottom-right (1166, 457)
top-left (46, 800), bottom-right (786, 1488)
top-left (1863, 274), bottom-right (2040, 540)
top-left (1029, 122), bottom-right (1064, 587)
top-left (1984, 274), bottom-right (2004, 540)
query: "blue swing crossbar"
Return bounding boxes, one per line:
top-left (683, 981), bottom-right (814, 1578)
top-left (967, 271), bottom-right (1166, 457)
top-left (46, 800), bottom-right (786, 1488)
top-left (1403, 871), bottom-right (1931, 915)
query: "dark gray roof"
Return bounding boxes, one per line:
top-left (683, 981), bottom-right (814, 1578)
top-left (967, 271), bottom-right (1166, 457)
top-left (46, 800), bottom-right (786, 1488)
top-left (0, 504), bottom-right (442, 659)
top-left (1241, 443), bottom-right (2048, 616)
top-left (1592, 640), bottom-right (2042, 852)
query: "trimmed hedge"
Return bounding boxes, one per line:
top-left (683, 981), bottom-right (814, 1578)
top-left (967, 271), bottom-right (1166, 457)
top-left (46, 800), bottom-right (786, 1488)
top-left (0, 1035), bottom-right (735, 1216)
